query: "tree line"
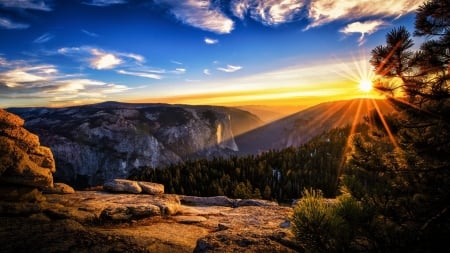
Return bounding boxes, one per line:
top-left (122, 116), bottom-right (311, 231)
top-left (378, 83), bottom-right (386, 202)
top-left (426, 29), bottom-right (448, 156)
top-left (129, 125), bottom-right (359, 203)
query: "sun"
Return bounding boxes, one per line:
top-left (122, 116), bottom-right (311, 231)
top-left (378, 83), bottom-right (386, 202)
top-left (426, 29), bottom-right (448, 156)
top-left (358, 78), bottom-right (373, 93)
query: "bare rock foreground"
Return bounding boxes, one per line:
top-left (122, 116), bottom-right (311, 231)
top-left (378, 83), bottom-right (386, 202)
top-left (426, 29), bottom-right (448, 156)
top-left (0, 191), bottom-right (301, 252)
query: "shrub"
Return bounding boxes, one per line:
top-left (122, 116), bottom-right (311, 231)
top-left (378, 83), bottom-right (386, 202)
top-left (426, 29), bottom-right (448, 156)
top-left (291, 188), bottom-right (350, 252)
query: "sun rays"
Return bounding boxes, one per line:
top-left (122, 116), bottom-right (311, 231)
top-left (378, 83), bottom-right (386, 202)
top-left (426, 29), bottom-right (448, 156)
top-left (333, 51), bottom-right (402, 175)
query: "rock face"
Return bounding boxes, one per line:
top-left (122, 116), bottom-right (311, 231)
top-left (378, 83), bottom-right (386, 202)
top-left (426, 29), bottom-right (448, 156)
top-left (0, 109), bottom-right (55, 188)
top-left (8, 102), bottom-right (262, 188)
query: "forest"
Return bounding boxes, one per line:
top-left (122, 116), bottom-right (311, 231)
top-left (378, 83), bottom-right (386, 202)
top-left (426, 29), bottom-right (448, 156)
top-left (131, 0), bottom-right (449, 252)
top-left (130, 125), bottom-right (357, 203)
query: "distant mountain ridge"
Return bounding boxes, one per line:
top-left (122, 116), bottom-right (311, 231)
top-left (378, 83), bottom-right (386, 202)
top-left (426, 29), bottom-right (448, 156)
top-left (7, 99), bottom-right (393, 187)
top-left (235, 98), bottom-right (394, 155)
top-left (8, 102), bottom-right (263, 188)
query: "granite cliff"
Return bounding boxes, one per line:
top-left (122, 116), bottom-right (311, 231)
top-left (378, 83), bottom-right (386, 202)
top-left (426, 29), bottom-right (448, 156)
top-left (8, 102), bottom-right (262, 188)
top-left (0, 108), bottom-right (55, 189)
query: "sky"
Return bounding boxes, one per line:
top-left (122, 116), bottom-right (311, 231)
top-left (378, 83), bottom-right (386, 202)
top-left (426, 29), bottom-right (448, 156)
top-left (0, 0), bottom-right (426, 108)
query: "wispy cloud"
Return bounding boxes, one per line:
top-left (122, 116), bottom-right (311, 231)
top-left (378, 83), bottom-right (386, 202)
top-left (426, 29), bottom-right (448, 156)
top-left (117, 69), bottom-right (162, 80)
top-left (0, 0), bottom-right (52, 11)
top-left (231, 0), bottom-right (304, 26)
top-left (82, 0), bottom-right (127, 6)
top-left (0, 57), bottom-right (131, 106)
top-left (171, 68), bottom-right (186, 74)
top-left (33, 33), bottom-right (54, 43)
top-left (0, 17), bottom-right (29, 29)
top-left (57, 46), bottom-right (145, 70)
top-left (306, 0), bottom-right (425, 29)
top-left (154, 0), bottom-right (234, 34)
top-left (171, 60), bottom-right (183, 65)
top-left (204, 37), bottom-right (218, 44)
top-left (81, 29), bottom-right (99, 37)
top-left (0, 65), bottom-right (56, 87)
top-left (203, 69), bottom-right (211, 75)
top-left (340, 20), bottom-right (386, 45)
top-left (217, 64), bottom-right (242, 73)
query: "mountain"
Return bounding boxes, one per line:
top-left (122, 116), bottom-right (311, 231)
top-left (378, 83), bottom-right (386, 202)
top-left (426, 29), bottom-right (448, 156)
top-left (8, 102), bottom-right (262, 188)
top-left (235, 98), bottom-right (394, 155)
top-left (236, 105), bottom-right (306, 123)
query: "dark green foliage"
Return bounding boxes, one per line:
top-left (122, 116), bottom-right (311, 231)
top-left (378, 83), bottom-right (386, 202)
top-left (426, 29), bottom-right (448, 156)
top-left (129, 126), bottom-right (351, 202)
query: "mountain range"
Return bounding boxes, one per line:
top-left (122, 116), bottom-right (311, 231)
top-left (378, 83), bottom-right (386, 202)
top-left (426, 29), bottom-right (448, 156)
top-left (7, 98), bottom-right (393, 188)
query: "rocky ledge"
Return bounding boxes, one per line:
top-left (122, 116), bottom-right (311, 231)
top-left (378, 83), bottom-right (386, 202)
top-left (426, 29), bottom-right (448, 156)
top-left (1, 189), bottom-right (302, 252)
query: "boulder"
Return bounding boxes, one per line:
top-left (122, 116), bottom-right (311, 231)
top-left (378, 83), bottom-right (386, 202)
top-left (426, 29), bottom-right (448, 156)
top-left (138, 181), bottom-right (164, 195)
top-left (0, 109), bottom-right (55, 189)
top-left (180, 195), bottom-right (236, 207)
top-left (103, 179), bottom-right (142, 194)
top-left (235, 199), bottom-right (278, 207)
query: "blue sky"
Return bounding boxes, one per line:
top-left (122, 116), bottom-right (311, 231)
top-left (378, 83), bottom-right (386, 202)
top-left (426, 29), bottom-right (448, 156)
top-left (0, 0), bottom-right (425, 108)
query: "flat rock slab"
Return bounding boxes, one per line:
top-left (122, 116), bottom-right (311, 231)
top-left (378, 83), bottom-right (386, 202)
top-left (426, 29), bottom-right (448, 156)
top-left (44, 191), bottom-right (181, 222)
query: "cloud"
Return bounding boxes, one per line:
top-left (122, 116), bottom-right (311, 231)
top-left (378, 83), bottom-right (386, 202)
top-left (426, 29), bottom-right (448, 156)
top-left (0, 57), bottom-right (131, 106)
top-left (58, 46), bottom-right (145, 70)
top-left (117, 69), bottom-right (162, 80)
top-left (340, 20), bottom-right (386, 45)
top-left (33, 33), bottom-right (54, 43)
top-left (306, 0), bottom-right (425, 29)
top-left (82, 0), bottom-right (127, 6)
top-left (154, 0), bottom-right (234, 34)
top-left (0, 0), bottom-right (52, 11)
top-left (172, 68), bottom-right (186, 74)
top-left (204, 37), bottom-right (218, 44)
top-left (231, 0), bottom-right (305, 26)
top-left (53, 79), bottom-right (129, 94)
top-left (0, 64), bottom-right (57, 87)
top-left (81, 29), bottom-right (99, 37)
top-left (203, 69), bottom-right (211, 75)
top-left (217, 64), bottom-right (242, 73)
top-left (171, 60), bottom-right (183, 65)
top-left (90, 49), bottom-right (122, 69)
top-left (0, 17), bottom-right (29, 29)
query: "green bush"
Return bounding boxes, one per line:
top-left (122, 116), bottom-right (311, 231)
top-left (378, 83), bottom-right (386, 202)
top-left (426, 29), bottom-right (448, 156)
top-left (291, 188), bottom-right (350, 252)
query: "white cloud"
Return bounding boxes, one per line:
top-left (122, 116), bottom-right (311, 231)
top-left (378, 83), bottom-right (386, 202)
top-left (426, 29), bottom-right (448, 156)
top-left (121, 53), bottom-right (144, 63)
top-left (204, 37), bottom-right (218, 44)
top-left (231, 0), bottom-right (304, 26)
top-left (90, 49), bottom-right (122, 70)
top-left (57, 46), bottom-right (144, 70)
top-left (203, 69), bottom-right (211, 75)
top-left (172, 68), bottom-right (186, 74)
top-left (54, 79), bottom-right (129, 94)
top-left (0, 0), bottom-right (52, 11)
top-left (82, 0), bottom-right (127, 6)
top-left (0, 17), bottom-right (29, 29)
top-left (171, 60), bottom-right (183, 65)
top-left (306, 0), bottom-right (425, 29)
top-left (217, 64), bottom-right (242, 73)
top-left (81, 29), bottom-right (99, 37)
top-left (33, 33), bottom-right (54, 43)
top-left (0, 57), bottom-right (131, 106)
top-left (154, 0), bottom-right (234, 34)
top-left (340, 20), bottom-right (386, 45)
top-left (117, 69), bottom-right (162, 79)
top-left (0, 64), bottom-right (57, 87)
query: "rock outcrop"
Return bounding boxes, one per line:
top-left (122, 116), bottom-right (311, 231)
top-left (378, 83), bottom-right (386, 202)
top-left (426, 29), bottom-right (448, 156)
top-left (0, 109), bottom-right (55, 188)
top-left (103, 179), bottom-right (164, 195)
top-left (8, 102), bottom-right (262, 188)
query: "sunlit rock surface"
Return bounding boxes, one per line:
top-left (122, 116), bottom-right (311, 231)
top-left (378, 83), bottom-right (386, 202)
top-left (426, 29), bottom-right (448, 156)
top-left (0, 109), bottom-right (55, 188)
top-left (8, 102), bottom-right (262, 188)
top-left (1, 190), bottom-right (300, 252)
